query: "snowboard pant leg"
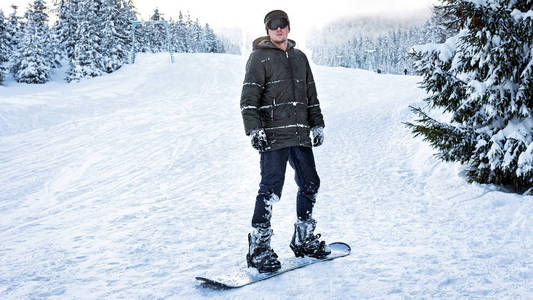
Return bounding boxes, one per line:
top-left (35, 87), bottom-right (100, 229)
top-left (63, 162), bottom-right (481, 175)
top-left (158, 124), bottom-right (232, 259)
top-left (252, 148), bottom-right (289, 228)
top-left (288, 146), bottom-right (320, 222)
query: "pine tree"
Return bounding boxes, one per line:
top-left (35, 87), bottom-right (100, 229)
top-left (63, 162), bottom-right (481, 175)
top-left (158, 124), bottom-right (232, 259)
top-left (134, 24), bottom-right (150, 53)
top-left (218, 40), bottom-right (225, 53)
top-left (7, 5), bottom-right (22, 74)
top-left (66, 0), bottom-right (103, 81)
top-left (184, 12), bottom-right (195, 53)
top-left (6, 5), bottom-right (20, 51)
top-left (407, 0), bottom-right (533, 194)
top-left (191, 18), bottom-right (204, 52)
top-left (100, 0), bottom-right (118, 72)
top-left (14, 0), bottom-right (51, 84)
top-left (425, 5), bottom-right (460, 44)
top-left (0, 11), bottom-right (10, 84)
top-left (171, 11), bottom-right (187, 53)
top-left (54, 0), bottom-right (80, 61)
top-left (204, 23), bottom-right (217, 53)
top-left (48, 21), bottom-right (63, 68)
top-left (65, 0), bottom-right (82, 76)
top-left (148, 8), bottom-right (166, 53)
top-left (116, 0), bottom-right (137, 63)
top-left (100, 0), bottom-right (130, 72)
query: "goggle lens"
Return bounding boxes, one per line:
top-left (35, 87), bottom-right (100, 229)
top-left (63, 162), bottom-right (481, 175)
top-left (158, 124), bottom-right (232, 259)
top-left (267, 18), bottom-right (289, 30)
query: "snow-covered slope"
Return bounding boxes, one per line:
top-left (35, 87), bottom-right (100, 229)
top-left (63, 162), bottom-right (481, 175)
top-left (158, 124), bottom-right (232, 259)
top-left (1, 53), bottom-right (532, 299)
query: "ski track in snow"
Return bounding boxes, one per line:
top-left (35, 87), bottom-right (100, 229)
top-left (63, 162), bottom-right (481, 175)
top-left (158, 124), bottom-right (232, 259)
top-left (0, 53), bottom-right (532, 299)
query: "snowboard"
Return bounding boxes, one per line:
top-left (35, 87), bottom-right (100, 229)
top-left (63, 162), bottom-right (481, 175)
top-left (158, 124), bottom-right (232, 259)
top-left (196, 242), bottom-right (350, 289)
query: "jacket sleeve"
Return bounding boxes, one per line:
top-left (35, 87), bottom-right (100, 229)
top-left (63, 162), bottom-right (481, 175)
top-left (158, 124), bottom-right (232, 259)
top-left (305, 57), bottom-right (325, 128)
top-left (240, 52), bottom-right (266, 135)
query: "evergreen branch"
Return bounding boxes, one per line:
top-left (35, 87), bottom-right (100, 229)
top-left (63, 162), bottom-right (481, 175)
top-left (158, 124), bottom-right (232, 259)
top-left (404, 106), bottom-right (473, 163)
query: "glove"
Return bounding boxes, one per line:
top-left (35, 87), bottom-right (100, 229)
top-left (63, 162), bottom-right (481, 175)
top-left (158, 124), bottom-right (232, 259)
top-left (250, 129), bottom-right (268, 152)
top-left (311, 126), bottom-right (324, 147)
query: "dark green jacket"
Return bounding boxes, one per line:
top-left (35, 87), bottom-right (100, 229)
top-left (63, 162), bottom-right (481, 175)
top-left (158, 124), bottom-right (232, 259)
top-left (240, 36), bottom-right (325, 151)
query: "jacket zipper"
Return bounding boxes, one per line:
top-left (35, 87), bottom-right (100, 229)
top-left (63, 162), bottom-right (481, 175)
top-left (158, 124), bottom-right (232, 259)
top-left (285, 50), bottom-right (295, 97)
top-left (285, 50), bottom-right (297, 110)
top-left (285, 49), bottom-right (300, 141)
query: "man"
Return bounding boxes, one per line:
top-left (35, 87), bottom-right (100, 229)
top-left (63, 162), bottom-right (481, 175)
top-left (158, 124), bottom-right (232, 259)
top-left (240, 9), bottom-right (330, 273)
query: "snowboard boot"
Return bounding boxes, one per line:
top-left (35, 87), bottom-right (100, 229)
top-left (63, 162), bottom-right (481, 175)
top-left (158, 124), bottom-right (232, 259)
top-left (247, 227), bottom-right (282, 273)
top-left (290, 218), bottom-right (331, 259)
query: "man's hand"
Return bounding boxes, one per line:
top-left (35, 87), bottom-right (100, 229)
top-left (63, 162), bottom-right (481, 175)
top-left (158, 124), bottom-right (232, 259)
top-left (311, 126), bottom-right (324, 147)
top-left (250, 129), bottom-right (268, 152)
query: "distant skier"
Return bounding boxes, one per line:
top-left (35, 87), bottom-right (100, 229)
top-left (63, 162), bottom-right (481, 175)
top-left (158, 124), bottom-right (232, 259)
top-left (240, 9), bottom-right (330, 273)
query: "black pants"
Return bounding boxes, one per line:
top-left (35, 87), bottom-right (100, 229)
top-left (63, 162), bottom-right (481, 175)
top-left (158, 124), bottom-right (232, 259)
top-left (252, 146), bottom-right (320, 228)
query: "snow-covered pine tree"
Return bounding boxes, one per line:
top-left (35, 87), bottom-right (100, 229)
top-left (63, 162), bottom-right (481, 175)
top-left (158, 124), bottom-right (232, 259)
top-left (120, 0), bottom-right (137, 29)
top-left (53, 0), bottom-right (78, 61)
top-left (66, 0), bottom-right (103, 82)
top-left (7, 5), bottom-right (22, 74)
top-left (116, 0), bottom-right (137, 62)
top-left (407, 0), bottom-right (533, 194)
top-left (134, 23), bottom-right (150, 53)
top-left (34, 0), bottom-right (57, 69)
top-left (184, 12), bottom-right (195, 53)
top-left (171, 11), bottom-right (187, 53)
top-left (99, 0), bottom-right (129, 73)
top-left (204, 23), bottom-right (217, 53)
top-left (100, 0), bottom-right (118, 72)
top-left (48, 0), bottom-right (70, 67)
top-left (425, 4), bottom-right (461, 44)
top-left (191, 18), bottom-right (204, 53)
top-left (218, 40), bottom-right (225, 53)
top-left (147, 8), bottom-right (166, 53)
top-left (14, 0), bottom-right (51, 84)
top-left (0, 11), bottom-right (10, 84)
top-left (47, 22), bottom-right (63, 68)
top-left (6, 6), bottom-right (20, 50)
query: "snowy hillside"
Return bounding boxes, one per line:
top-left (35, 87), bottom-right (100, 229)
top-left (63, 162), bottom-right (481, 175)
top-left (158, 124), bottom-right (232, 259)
top-left (1, 53), bottom-right (532, 299)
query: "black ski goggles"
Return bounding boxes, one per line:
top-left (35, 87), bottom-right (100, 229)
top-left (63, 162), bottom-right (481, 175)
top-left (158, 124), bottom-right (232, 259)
top-left (266, 18), bottom-right (289, 30)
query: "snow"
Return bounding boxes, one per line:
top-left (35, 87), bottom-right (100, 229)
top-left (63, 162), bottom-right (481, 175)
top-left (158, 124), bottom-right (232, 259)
top-left (464, 0), bottom-right (503, 10)
top-left (500, 118), bottom-right (533, 145)
top-left (484, 117), bottom-right (533, 171)
top-left (518, 142), bottom-right (533, 176)
top-left (411, 34), bottom-right (460, 62)
top-left (1, 53), bottom-right (532, 299)
top-left (511, 9), bottom-right (533, 21)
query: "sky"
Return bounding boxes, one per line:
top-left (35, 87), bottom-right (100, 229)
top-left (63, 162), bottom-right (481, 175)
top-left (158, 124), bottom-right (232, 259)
top-left (1, 0), bottom-right (438, 51)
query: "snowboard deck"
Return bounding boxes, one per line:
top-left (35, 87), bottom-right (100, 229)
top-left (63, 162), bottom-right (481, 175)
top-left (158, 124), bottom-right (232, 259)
top-left (196, 242), bottom-right (350, 289)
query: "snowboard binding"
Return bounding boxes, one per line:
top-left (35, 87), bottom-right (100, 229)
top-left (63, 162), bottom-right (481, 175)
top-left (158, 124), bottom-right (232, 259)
top-left (247, 229), bottom-right (281, 273)
top-left (290, 219), bottom-right (331, 259)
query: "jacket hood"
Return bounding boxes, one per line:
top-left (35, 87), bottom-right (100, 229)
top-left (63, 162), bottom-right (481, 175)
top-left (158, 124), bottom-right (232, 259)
top-left (252, 36), bottom-right (296, 50)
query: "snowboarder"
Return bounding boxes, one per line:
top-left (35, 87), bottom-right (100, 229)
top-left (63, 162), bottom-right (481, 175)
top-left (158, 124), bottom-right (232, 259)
top-left (240, 10), bottom-right (330, 273)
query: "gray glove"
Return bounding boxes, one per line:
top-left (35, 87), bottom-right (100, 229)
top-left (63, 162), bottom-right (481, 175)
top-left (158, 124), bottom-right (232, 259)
top-left (311, 126), bottom-right (324, 147)
top-left (250, 129), bottom-right (268, 152)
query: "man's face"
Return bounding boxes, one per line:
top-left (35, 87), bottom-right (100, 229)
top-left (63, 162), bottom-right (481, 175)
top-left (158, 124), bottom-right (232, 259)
top-left (267, 20), bottom-right (289, 44)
